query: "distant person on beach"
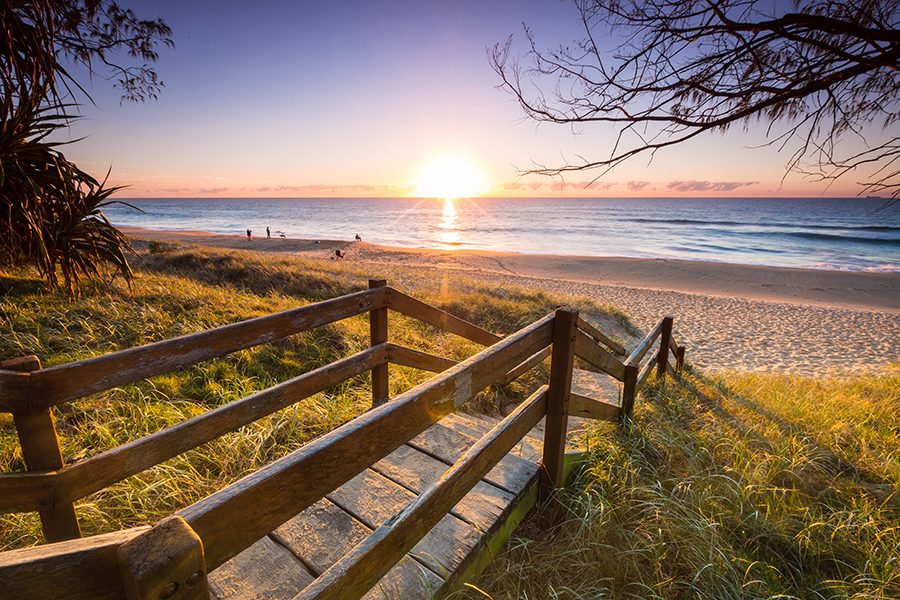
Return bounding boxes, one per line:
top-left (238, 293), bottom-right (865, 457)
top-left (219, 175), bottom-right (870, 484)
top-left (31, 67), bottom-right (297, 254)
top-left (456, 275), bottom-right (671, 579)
top-left (266, 227), bottom-right (271, 239)
top-left (246, 229), bottom-right (251, 240)
top-left (335, 249), bottom-right (345, 259)
top-left (355, 233), bottom-right (361, 241)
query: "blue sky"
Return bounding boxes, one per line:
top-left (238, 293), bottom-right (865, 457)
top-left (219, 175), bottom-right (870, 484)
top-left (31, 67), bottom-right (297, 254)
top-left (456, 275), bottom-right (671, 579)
top-left (63, 0), bottom-right (861, 198)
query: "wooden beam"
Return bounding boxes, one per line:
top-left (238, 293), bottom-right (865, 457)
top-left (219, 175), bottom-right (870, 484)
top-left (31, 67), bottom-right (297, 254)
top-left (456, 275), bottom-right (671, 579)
top-left (177, 314), bottom-right (554, 572)
top-left (369, 280), bottom-right (390, 407)
top-left (637, 350), bottom-right (659, 392)
top-left (5, 288), bottom-right (385, 413)
top-left (676, 346), bottom-right (686, 371)
top-left (576, 317), bottom-right (625, 356)
top-left (573, 329), bottom-right (626, 381)
top-left (497, 346), bottom-right (551, 386)
top-left (657, 317), bottom-right (673, 379)
top-left (621, 364), bottom-right (638, 418)
top-left (568, 394), bottom-right (620, 422)
top-left (540, 308), bottom-right (577, 504)
top-left (386, 289), bottom-right (502, 347)
top-left (117, 516), bottom-right (208, 600)
top-left (55, 345), bottom-right (385, 506)
top-left (624, 318), bottom-right (664, 367)
top-left (3, 356), bottom-right (80, 541)
top-left (0, 526), bottom-right (149, 600)
top-left (292, 387), bottom-right (547, 600)
top-left (386, 344), bottom-right (457, 373)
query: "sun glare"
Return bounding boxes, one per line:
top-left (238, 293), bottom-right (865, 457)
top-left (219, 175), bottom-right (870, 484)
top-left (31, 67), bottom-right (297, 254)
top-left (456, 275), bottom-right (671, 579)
top-left (414, 155), bottom-right (488, 199)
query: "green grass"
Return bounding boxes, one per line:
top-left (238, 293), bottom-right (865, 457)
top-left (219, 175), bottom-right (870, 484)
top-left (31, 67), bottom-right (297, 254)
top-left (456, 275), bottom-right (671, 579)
top-left (469, 369), bottom-right (900, 599)
top-left (0, 242), bottom-right (630, 550)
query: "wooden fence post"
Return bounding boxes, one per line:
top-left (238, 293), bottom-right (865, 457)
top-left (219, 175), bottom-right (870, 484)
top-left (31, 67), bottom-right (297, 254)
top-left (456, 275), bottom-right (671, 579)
top-left (656, 316), bottom-right (673, 379)
top-left (540, 308), bottom-right (577, 506)
top-left (3, 355), bottom-right (81, 542)
top-left (621, 363), bottom-right (638, 418)
top-left (676, 346), bottom-right (686, 371)
top-left (368, 279), bottom-right (389, 407)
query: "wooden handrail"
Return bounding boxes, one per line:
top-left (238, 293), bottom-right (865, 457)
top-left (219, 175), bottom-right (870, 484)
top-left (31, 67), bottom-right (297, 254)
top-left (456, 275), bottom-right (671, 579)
top-left (295, 386), bottom-right (548, 600)
top-left (177, 313), bottom-right (554, 571)
top-left (625, 318), bottom-right (664, 367)
top-left (386, 288), bottom-right (502, 346)
top-left (0, 288), bottom-right (386, 413)
top-left (386, 344), bottom-right (457, 373)
top-left (497, 346), bottom-right (551, 386)
top-left (576, 317), bottom-right (626, 356)
top-left (636, 350), bottom-right (658, 392)
top-left (573, 329), bottom-right (627, 381)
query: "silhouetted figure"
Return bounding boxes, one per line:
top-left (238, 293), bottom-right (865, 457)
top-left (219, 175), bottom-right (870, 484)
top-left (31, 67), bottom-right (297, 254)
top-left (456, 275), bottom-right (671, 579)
top-left (246, 228), bottom-right (252, 240)
top-left (335, 249), bottom-right (345, 259)
top-left (355, 233), bottom-right (361, 241)
top-left (279, 232), bottom-right (286, 238)
top-left (266, 227), bottom-right (271, 239)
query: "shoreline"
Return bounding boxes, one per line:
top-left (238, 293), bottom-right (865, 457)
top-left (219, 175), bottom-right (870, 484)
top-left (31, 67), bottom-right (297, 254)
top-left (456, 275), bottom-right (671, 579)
top-left (122, 226), bottom-right (900, 312)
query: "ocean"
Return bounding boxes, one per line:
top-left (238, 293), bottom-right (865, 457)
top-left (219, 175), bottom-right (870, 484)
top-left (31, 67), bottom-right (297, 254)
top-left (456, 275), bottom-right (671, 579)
top-left (103, 197), bottom-right (900, 272)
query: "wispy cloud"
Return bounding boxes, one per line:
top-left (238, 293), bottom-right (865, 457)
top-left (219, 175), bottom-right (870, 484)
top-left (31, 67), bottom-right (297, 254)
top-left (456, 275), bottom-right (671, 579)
top-left (667, 180), bottom-right (758, 192)
top-left (627, 181), bottom-right (650, 191)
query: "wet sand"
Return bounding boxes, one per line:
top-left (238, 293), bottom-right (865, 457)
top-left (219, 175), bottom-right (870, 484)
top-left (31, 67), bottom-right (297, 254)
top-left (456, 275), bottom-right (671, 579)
top-left (123, 227), bottom-right (900, 375)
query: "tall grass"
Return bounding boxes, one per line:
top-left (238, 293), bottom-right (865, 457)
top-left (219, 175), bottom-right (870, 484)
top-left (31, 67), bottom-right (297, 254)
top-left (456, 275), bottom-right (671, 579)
top-left (0, 243), bottom-right (631, 550)
top-left (470, 369), bottom-right (899, 599)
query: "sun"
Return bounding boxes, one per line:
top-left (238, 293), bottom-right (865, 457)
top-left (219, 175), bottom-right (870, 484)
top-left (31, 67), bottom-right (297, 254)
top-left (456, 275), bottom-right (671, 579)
top-left (414, 155), bottom-right (488, 198)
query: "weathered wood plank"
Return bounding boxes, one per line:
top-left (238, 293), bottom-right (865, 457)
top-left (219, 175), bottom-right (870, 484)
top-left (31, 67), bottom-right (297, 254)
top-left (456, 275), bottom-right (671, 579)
top-left (577, 317), bottom-right (626, 356)
top-left (542, 309), bottom-right (577, 504)
top-left (0, 471), bottom-right (58, 513)
top-left (57, 345), bottom-right (385, 505)
top-left (118, 516), bottom-right (208, 600)
top-left (386, 344), bottom-right (457, 373)
top-left (209, 536), bottom-right (315, 600)
top-left (6, 356), bottom-right (80, 540)
top-left (625, 318), bottom-right (663, 367)
top-left (657, 316), bottom-right (673, 379)
top-left (371, 444), bottom-right (515, 531)
top-left (294, 384), bottom-right (547, 600)
top-left (9, 288), bottom-right (384, 413)
top-left (441, 413), bottom-right (544, 462)
top-left (407, 419), bottom-right (539, 495)
top-left (0, 526), bottom-right (148, 600)
top-left (369, 280), bottom-right (390, 407)
top-left (327, 468), bottom-right (478, 576)
top-left (177, 313), bottom-right (553, 572)
top-left (574, 329), bottom-right (626, 381)
top-left (569, 395), bottom-right (620, 421)
top-left (497, 347), bottom-right (550, 386)
top-left (636, 350), bottom-right (659, 392)
top-left (272, 498), bottom-right (444, 598)
top-left (386, 289), bottom-right (501, 346)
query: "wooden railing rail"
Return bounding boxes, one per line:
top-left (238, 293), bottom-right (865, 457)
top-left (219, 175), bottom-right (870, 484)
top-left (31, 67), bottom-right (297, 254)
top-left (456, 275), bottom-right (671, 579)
top-left (573, 329), bottom-right (627, 381)
top-left (385, 288), bottom-right (502, 347)
top-left (576, 316), bottom-right (626, 356)
top-left (0, 288), bottom-right (386, 414)
top-left (387, 343), bottom-right (552, 387)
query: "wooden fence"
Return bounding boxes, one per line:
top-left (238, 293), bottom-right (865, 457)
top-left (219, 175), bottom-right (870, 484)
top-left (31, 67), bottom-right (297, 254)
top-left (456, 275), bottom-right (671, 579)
top-left (0, 281), bottom-right (685, 599)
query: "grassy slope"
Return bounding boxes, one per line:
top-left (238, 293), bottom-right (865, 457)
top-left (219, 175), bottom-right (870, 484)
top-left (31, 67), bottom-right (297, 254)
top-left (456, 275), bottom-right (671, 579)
top-left (471, 369), bottom-right (899, 599)
top-left (0, 243), bottom-right (630, 550)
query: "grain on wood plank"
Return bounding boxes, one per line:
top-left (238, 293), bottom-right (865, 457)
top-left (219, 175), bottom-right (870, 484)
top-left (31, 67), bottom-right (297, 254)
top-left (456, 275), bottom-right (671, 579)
top-left (542, 309), bottom-right (578, 502)
top-left (371, 444), bottom-right (514, 532)
top-left (369, 280), bottom-right (389, 407)
top-left (58, 346), bottom-right (384, 504)
top-left (19, 288), bottom-right (385, 412)
top-left (407, 421), bottom-right (539, 495)
top-left (272, 499), bottom-right (444, 598)
top-left (386, 344), bottom-right (457, 373)
top-left (568, 395), bottom-right (620, 421)
top-left (327, 468), bottom-right (478, 577)
top-left (0, 526), bottom-right (148, 600)
top-left (441, 413), bottom-right (544, 462)
top-left (497, 347), bottom-right (550, 386)
top-left (625, 317), bottom-right (664, 367)
top-left (0, 471), bottom-right (60, 513)
top-left (118, 516), bottom-right (208, 600)
top-left (177, 314), bottom-right (553, 572)
top-left (294, 385), bottom-right (547, 600)
top-left (209, 536), bottom-right (315, 600)
top-left (573, 329), bottom-right (626, 381)
top-left (386, 289), bottom-right (501, 347)
top-left (576, 317), bottom-right (626, 356)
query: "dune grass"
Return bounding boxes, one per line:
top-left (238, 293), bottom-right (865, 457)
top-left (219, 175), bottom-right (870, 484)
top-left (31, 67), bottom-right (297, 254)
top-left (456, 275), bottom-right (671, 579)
top-left (469, 368), bottom-right (899, 599)
top-left (0, 242), bottom-right (630, 550)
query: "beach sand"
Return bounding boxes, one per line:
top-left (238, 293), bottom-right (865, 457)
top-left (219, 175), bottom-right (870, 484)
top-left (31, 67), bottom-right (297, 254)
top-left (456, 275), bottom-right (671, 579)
top-left (123, 227), bottom-right (900, 376)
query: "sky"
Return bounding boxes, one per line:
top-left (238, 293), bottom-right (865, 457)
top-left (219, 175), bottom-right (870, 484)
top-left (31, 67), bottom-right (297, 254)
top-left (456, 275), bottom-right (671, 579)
top-left (63, 0), bottom-right (868, 198)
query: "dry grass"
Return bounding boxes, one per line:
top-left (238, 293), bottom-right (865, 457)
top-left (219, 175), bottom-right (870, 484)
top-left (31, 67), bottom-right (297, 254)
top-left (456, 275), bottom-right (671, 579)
top-left (0, 242), bottom-right (629, 550)
top-left (468, 368), bottom-right (900, 599)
